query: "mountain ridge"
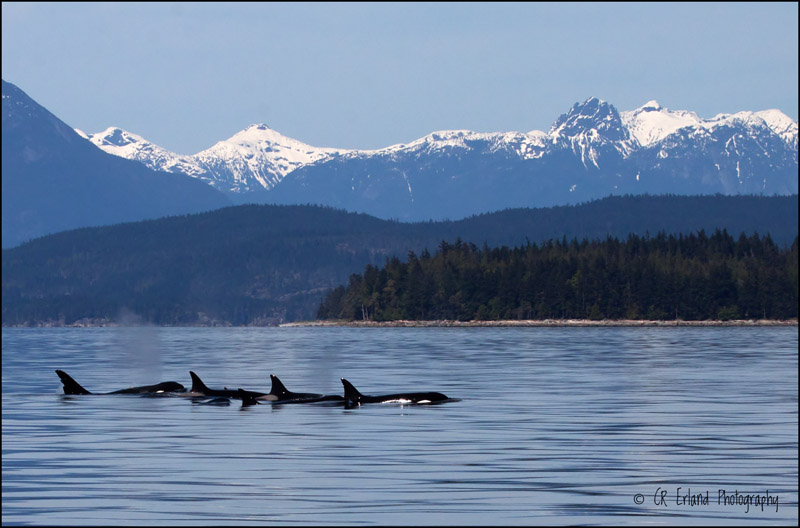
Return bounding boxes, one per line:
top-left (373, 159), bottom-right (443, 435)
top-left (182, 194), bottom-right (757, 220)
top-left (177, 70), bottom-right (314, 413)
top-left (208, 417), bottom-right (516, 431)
top-left (3, 194), bottom-right (797, 326)
top-left (1, 79), bottom-right (232, 248)
top-left (83, 97), bottom-right (798, 219)
top-left (84, 122), bottom-right (351, 195)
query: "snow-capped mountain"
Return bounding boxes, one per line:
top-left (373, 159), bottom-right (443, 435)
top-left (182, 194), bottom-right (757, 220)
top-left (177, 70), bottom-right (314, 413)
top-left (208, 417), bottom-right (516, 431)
top-left (77, 126), bottom-right (206, 180)
top-left (621, 100), bottom-right (798, 150)
top-left (620, 100), bottom-right (704, 147)
top-left (194, 124), bottom-right (348, 193)
top-left (269, 98), bottom-right (797, 220)
top-left (83, 124), bottom-right (349, 196)
top-left (83, 97), bottom-right (798, 221)
top-left (548, 97), bottom-right (637, 166)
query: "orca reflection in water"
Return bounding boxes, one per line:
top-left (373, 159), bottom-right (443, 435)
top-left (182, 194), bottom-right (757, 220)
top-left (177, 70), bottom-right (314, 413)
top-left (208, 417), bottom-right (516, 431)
top-left (341, 378), bottom-right (456, 406)
top-left (191, 396), bottom-right (232, 406)
top-left (188, 371), bottom-right (274, 401)
top-left (268, 374), bottom-right (345, 404)
top-left (55, 369), bottom-right (186, 395)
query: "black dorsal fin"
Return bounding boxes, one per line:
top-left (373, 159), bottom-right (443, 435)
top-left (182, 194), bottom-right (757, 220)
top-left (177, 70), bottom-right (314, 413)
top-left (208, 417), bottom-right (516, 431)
top-left (55, 369), bottom-right (92, 395)
top-left (341, 378), bottom-right (363, 403)
top-left (269, 374), bottom-right (290, 398)
top-left (189, 371), bottom-right (210, 394)
top-left (238, 388), bottom-right (259, 407)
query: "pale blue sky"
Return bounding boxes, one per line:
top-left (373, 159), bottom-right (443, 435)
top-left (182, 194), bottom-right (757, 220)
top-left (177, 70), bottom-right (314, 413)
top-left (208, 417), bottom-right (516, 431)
top-left (2, 2), bottom-right (797, 154)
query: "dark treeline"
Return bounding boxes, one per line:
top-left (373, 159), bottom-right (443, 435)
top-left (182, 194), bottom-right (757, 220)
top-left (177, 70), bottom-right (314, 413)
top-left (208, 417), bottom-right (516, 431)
top-left (318, 230), bottom-right (799, 322)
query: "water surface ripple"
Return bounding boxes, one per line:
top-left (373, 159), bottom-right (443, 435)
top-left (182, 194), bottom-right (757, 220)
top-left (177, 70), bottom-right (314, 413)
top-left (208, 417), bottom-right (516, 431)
top-left (2, 327), bottom-right (797, 525)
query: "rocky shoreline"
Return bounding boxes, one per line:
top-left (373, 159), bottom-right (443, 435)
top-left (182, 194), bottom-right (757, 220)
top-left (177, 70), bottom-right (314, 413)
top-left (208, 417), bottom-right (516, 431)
top-left (280, 319), bottom-right (799, 328)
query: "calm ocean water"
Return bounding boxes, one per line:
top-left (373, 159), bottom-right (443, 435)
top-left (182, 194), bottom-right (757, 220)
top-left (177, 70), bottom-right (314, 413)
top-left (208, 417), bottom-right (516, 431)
top-left (2, 326), bottom-right (798, 526)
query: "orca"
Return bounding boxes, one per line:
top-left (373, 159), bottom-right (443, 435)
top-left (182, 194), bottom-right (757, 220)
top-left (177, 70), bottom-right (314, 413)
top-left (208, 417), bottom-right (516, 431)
top-left (268, 374), bottom-right (345, 404)
top-left (188, 371), bottom-right (275, 401)
top-left (55, 369), bottom-right (186, 395)
top-left (340, 378), bottom-right (456, 406)
top-left (238, 388), bottom-right (260, 407)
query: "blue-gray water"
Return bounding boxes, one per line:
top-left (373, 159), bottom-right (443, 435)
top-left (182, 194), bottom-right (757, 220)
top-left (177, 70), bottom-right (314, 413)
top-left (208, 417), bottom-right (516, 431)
top-left (2, 326), bottom-right (797, 526)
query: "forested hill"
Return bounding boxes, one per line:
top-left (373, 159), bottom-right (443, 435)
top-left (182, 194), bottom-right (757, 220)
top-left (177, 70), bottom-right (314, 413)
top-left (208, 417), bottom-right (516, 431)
top-left (2, 194), bottom-right (798, 326)
top-left (318, 231), bottom-right (798, 322)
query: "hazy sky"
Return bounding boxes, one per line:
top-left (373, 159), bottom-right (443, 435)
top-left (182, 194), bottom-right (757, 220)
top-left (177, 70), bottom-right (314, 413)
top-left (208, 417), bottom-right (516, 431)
top-left (2, 2), bottom-right (797, 154)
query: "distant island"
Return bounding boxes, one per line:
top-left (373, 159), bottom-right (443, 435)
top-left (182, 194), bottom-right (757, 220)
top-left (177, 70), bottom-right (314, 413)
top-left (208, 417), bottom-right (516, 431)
top-left (317, 230), bottom-right (798, 324)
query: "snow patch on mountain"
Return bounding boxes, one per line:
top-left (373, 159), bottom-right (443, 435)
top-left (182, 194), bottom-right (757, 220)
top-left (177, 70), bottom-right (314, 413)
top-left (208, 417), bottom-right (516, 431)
top-left (703, 110), bottom-right (799, 150)
top-left (753, 109), bottom-right (798, 146)
top-left (363, 129), bottom-right (549, 160)
top-left (620, 101), bottom-right (702, 147)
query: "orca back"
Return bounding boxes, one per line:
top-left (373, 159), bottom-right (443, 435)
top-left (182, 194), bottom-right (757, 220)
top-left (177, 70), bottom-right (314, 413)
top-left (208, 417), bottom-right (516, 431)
top-left (189, 371), bottom-right (211, 394)
top-left (270, 374), bottom-right (336, 402)
top-left (55, 370), bottom-right (92, 395)
top-left (341, 378), bottom-right (364, 404)
top-left (111, 381), bottom-right (186, 394)
top-left (269, 374), bottom-right (290, 398)
top-left (340, 378), bottom-right (452, 404)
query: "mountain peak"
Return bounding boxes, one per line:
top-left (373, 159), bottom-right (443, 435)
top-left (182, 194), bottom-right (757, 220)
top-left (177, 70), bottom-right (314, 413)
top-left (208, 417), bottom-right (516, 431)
top-left (94, 127), bottom-right (141, 147)
top-left (549, 97), bottom-right (628, 143)
top-left (752, 109), bottom-right (798, 146)
top-left (2, 80), bottom-right (231, 248)
top-left (639, 100), bottom-right (662, 111)
top-left (2, 79), bottom-right (55, 129)
top-left (620, 102), bottom-right (702, 147)
top-left (226, 123), bottom-right (297, 146)
top-left (572, 97), bottom-right (609, 114)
